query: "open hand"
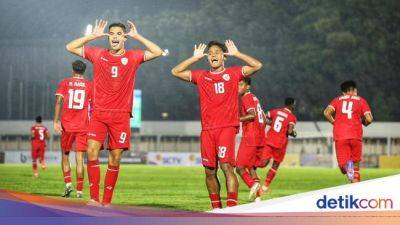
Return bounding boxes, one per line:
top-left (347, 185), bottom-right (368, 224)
top-left (126, 20), bottom-right (139, 38)
top-left (53, 121), bottom-right (63, 135)
top-left (193, 43), bottom-right (207, 59)
top-left (92, 19), bottom-right (108, 38)
top-left (224, 39), bottom-right (239, 56)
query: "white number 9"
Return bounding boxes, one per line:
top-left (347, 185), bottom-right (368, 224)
top-left (111, 66), bottom-right (118, 78)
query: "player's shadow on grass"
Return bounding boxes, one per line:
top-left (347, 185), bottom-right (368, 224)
top-left (30, 192), bottom-right (61, 197)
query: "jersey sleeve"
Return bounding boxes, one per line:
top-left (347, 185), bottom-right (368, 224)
top-left (55, 80), bottom-right (66, 98)
top-left (231, 66), bottom-right (245, 82)
top-left (289, 114), bottom-right (297, 125)
top-left (361, 98), bottom-right (372, 116)
top-left (83, 46), bottom-right (103, 63)
top-left (328, 98), bottom-right (338, 111)
top-left (131, 49), bottom-right (145, 65)
top-left (190, 70), bottom-right (204, 84)
top-left (242, 94), bottom-right (256, 113)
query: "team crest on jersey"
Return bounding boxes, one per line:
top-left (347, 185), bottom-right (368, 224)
top-left (222, 74), bottom-right (230, 81)
top-left (121, 57), bottom-right (128, 65)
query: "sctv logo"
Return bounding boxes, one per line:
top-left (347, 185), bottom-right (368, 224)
top-left (316, 195), bottom-right (393, 209)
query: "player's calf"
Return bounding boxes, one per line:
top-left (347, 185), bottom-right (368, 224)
top-left (220, 163), bottom-right (238, 207)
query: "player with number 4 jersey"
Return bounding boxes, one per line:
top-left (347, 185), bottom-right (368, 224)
top-left (171, 40), bottom-right (263, 209)
top-left (54, 60), bottom-right (92, 198)
top-left (324, 80), bottom-right (373, 183)
top-left (259, 98), bottom-right (297, 197)
top-left (66, 19), bottom-right (163, 206)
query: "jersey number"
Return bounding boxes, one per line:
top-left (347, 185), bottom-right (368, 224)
top-left (214, 82), bottom-right (225, 94)
top-left (273, 116), bottom-right (285, 132)
top-left (68, 89), bottom-right (85, 110)
top-left (218, 146), bottom-right (227, 158)
top-left (118, 132), bottom-right (127, 144)
top-left (256, 104), bottom-right (264, 124)
top-left (111, 66), bottom-right (118, 78)
top-left (38, 130), bottom-right (44, 141)
top-left (342, 101), bottom-right (353, 119)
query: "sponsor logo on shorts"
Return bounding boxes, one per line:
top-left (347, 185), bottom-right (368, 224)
top-left (202, 158), bottom-right (209, 162)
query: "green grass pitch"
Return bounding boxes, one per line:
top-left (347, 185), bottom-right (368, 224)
top-left (0, 164), bottom-right (399, 211)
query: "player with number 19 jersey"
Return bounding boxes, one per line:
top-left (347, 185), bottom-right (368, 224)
top-left (327, 94), bottom-right (371, 167)
top-left (264, 108), bottom-right (297, 162)
top-left (191, 66), bottom-right (244, 167)
top-left (56, 77), bottom-right (92, 151)
top-left (83, 46), bottom-right (145, 150)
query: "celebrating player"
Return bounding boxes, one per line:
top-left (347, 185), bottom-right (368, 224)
top-left (66, 19), bottom-right (163, 206)
top-left (54, 60), bottom-right (92, 198)
top-left (30, 116), bottom-right (50, 177)
top-left (259, 98), bottom-right (297, 196)
top-left (171, 40), bottom-right (262, 209)
top-left (236, 77), bottom-right (266, 201)
top-left (323, 80), bottom-right (373, 183)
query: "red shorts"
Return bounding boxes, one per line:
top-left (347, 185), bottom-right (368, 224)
top-left (61, 131), bottom-right (87, 152)
top-left (263, 144), bottom-right (287, 163)
top-left (31, 142), bottom-right (45, 160)
top-left (335, 139), bottom-right (362, 167)
top-left (88, 111), bottom-right (131, 150)
top-left (236, 140), bottom-right (265, 168)
top-left (200, 127), bottom-right (238, 168)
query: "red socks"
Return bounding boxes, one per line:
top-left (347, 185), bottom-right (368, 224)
top-left (209, 193), bottom-right (222, 209)
top-left (227, 192), bottom-right (238, 207)
top-left (240, 171), bottom-right (256, 188)
top-left (63, 170), bottom-right (72, 184)
top-left (76, 177), bottom-right (84, 192)
top-left (353, 167), bottom-right (361, 182)
top-left (87, 160), bottom-right (100, 202)
top-left (102, 165), bottom-right (120, 204)
top-left (264, 168), bottom-right (277, 187)
top-left (32, 161), bottom-right (37, 171)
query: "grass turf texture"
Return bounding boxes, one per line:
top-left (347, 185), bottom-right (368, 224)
top-left (0, 164), bottom-right (399, 211)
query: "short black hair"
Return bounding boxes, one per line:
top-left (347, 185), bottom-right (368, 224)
top-left (340, 80), bottom-right (357, 92)
top-left (108, 22), bottom-right (126, 32)
top-left (207, 41), bottom-right (227, 53)
top-left (35, 116), bottom-right (42, 123)
top-left (72, 60), bottom-right (86, 74)
top-left (285, 97), bottom-right (295, 107)
top-left (243, 77), bottom-right (251, 85)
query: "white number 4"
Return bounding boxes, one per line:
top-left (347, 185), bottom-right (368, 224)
top-left (342, 101), bottom-right (353, 119)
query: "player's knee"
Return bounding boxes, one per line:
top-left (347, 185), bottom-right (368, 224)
top-left (205, 167), bottom-right (217, 178)
top-left (235, 167), bottom-right (246, 175)
top-left (220, 163), bottom-right (234, 174)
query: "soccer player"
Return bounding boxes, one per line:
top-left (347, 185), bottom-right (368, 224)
top-left (171, 40), bottom-right (262, 209)
top-left (54, 60), bottom-right (92, 198)
top-left (236, 77), bottom-right (266, 201)
top-left (31, 116), bottom-right (50, 177)
top-left (259, 98), bottom-right (297, 195)
top-left (324, 80), bottom-right (373, 183)
top-left (66, 19), bottom-right (163, 206)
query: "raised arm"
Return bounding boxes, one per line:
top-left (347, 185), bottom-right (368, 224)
top-left (224, 40), bottom-right (263, 76)
top-left (53, 95), bottom-right (63, 134)
top-left (171, 43), bottom-right (207, 82)
top-left (323, 106), bottom-right (335, 125)
top-left (125, 20), bottom-right (163, 61)
top-left (66, 19), bottom-right (108, 57)
top-left (288, 124), bottom-right (297, 137)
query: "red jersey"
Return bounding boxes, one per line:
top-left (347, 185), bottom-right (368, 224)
top-left (83, 46), bottom-right (144, 113)
top-left (240, 92), bottom-right (266, 146)
top-left (266, 108), bottom-right (297, 149)
top-left (31, 124), bottom-right (49, 144)
top-left (328, 94), bottom-right (371, 141)
top-left (56, 77), bottom-right (92, 132)
top-left (191, 66), bottom-right (244, 130)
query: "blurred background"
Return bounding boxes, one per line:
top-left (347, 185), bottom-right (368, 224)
top-left (0, 0), bottom-right (399, 168)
